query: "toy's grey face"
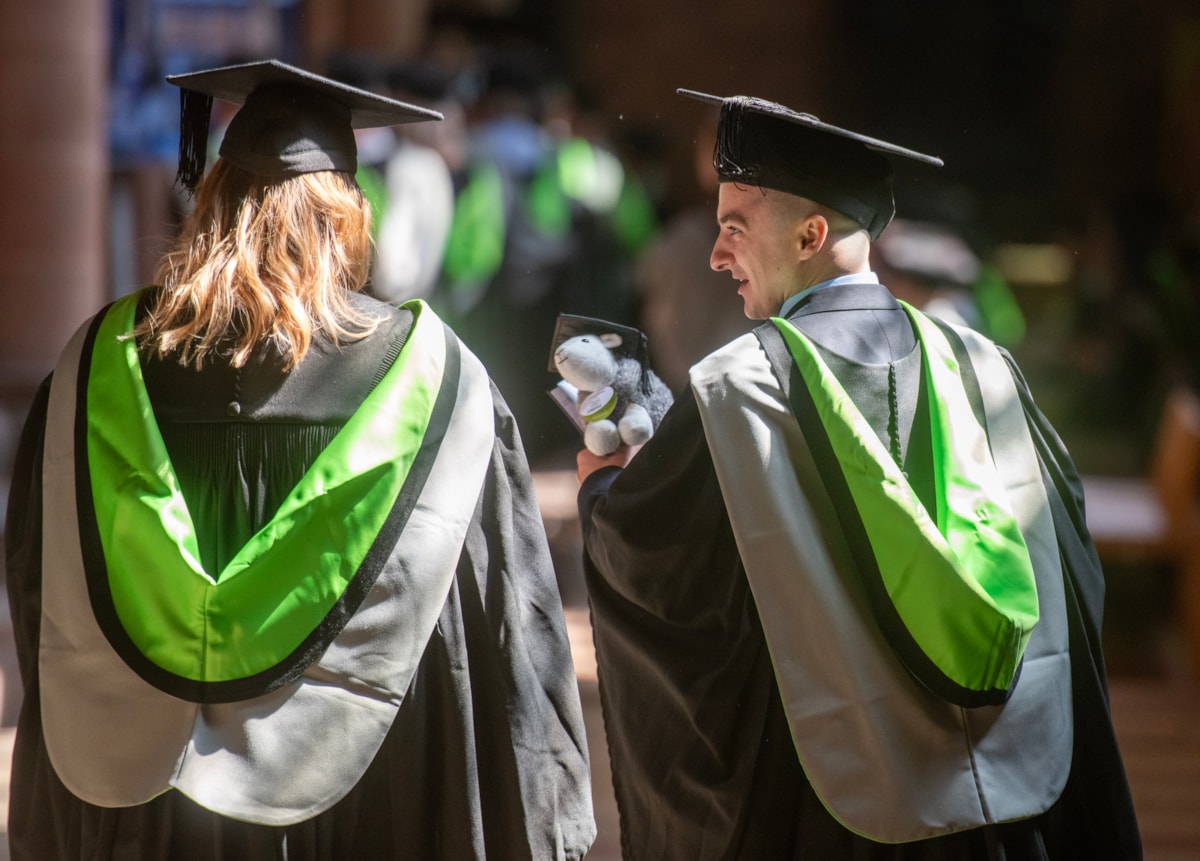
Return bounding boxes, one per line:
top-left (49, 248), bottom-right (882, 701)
top-left (554, 334), bottom-right (619, 391)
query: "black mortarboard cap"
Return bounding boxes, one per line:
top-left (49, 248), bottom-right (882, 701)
top-left (166, 59), bottom-right (444, 191)
top-left (547, 313), bottom-right (659, 397)
top-left (548, 314), bottom-right (650, 372)
top-left (678, 89), bottom-right (943, 239)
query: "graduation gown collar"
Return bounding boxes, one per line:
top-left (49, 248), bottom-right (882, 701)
top-left (784, 279), bottom-right (900, 319)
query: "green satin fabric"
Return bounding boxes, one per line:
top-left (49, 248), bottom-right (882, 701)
top-left (771, 303), bottom-right (1038, 694)
top-left (85, 293), bottom-right (445, 682)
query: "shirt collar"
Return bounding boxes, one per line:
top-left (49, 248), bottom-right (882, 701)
top-left (777, 271), bottom-right (880, 319)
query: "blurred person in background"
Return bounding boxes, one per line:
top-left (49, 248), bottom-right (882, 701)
top-left (871, 217), bottom-right (985, 330)
top-left (369, 58), bottom-right (462, 305)
top-left (574, 90), bottom-right (1140, 859)
top-left (329, 53), bottom-right (459, 307)
top-left (437, 46), bottom-right (656, 465)
top-left (5, 59), bottom-right (594, 861)
top-left (873, 218), bottom-right (1026, 348)
top-left (432, 45), bottom-right (574, 464)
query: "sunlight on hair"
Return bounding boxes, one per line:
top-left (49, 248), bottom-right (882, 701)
top-left (138, 162), bottom-right (378, 370)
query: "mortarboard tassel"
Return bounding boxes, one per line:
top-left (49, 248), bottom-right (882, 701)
top-left (635, 331), bottom-right (655, 397)
top-left (716, 100), bottom-right (756, 185)
top-left (176, 88), bottom-right (214, 193)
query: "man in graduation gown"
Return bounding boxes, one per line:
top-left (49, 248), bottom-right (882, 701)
top-left (5, 60), bottom-right (594, 860)
top-left (575, 90), bottom-right (1141, 859)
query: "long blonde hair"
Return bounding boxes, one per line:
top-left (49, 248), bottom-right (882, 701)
top-left (138, 161), bottom-right (377, 370)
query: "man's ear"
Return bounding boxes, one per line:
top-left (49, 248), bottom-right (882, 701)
top-left (796, 213), bottom-right (829, 260)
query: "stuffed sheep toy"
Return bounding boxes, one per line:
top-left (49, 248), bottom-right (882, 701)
top-left (549, 316), bottom-right (674, 456)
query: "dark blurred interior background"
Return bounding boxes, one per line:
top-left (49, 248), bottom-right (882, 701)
top-left (1, 1), bottom-right (1199, 856)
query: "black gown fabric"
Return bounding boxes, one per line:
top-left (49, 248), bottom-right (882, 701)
top-left (578, 283), bottom-right (1141, 860)
top-left (5, 292), bottom-right (595, 860)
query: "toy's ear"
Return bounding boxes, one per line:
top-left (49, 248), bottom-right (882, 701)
top-left (599, 333), bottom-right (623, 349)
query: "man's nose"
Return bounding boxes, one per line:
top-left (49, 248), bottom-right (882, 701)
top-left (710, 237), bottom-right (730, 272)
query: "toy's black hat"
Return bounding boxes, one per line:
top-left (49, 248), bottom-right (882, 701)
top-left (548, 314), bottom-right (650, 373)
top-left (166, 59), bottom-right (443, 191)
top-left (678, 89), bottom-right (942, 239)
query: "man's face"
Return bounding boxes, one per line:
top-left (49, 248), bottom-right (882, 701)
top-left (709, 183), bottom-right (802, 320)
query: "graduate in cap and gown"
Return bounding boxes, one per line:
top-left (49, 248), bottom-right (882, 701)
top-left (574, 90), bottom-right (1141, 859)
top-left (5, 59), bottom-right (595, 860)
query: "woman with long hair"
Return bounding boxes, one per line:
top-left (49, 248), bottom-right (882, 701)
top-left (5, 60), bottom-right (595, 860)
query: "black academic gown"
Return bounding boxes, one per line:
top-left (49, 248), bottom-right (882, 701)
top-left (5, 292), bottom-right (595, 860)
top-left (578, 282), bottom-right (1141, 860)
